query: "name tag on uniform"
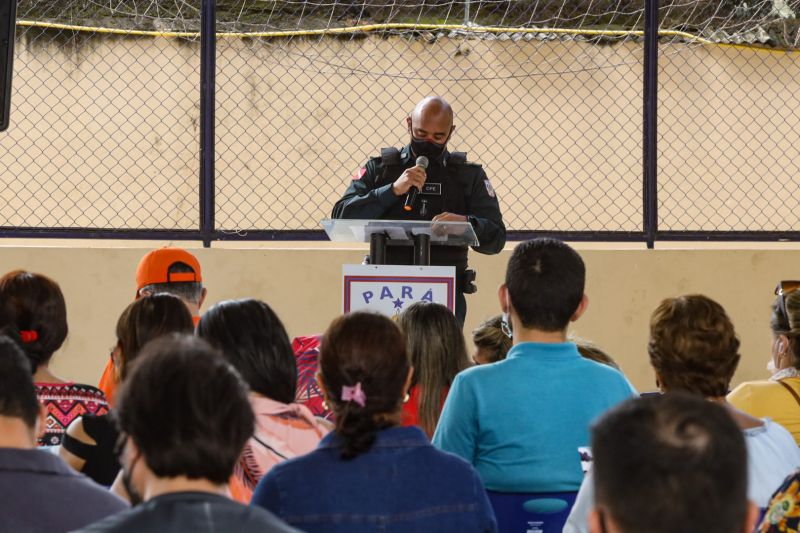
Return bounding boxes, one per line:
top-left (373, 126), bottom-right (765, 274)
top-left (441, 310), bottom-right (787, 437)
top-left (422, 183), bottom-right (442, 195)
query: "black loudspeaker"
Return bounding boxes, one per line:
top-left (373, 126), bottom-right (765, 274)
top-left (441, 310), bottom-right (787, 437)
top-left (0, 0), bottom-right (17, 132)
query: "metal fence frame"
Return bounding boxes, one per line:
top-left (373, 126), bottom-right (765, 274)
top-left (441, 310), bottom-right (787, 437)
top-left (2, 0), bottom-right (799, 248)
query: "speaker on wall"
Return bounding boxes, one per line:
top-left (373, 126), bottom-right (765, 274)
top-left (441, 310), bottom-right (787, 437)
top-left (0, 0), bottom-right (17, 132)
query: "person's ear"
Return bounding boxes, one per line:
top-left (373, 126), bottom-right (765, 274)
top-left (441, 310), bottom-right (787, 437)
top-left (498, 284), bottom-right (509, 313)
top-left (404, 366), bottom-right (414, 394)
top-left (406, 116), bottom-right (413, 133)
top-left (588, 508), bottom-right (606, 533)
top-left (112, 344), bottom-right (123, 382)
top-left (198, 287), bottom-right (208, 310)
top-left (125, 437), bottom-right (140, 459)
top-left (654, 371), bottom-right (666, 392)
top-left (571, 294), bottom-right (589, 322)
top-left (743, 501), bottom-right (760, 533)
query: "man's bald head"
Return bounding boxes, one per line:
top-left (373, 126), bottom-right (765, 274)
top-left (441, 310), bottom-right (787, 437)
top-left (410, 96), bottom-right (454, 127)
top-left (406, 96), bottom-right (455, 149)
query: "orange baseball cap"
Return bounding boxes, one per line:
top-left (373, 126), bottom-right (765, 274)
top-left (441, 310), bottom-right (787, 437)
top-left (136, 248), bottom-right (202, 291)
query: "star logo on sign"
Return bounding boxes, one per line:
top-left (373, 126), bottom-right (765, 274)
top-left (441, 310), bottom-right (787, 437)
top-left (392, 298), bottom-right (404, 310)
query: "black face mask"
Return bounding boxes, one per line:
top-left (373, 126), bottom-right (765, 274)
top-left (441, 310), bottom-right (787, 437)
top-left (410, 136), bottom-right (447, 162)
top-left (122, 451), bottom-right (144, 506)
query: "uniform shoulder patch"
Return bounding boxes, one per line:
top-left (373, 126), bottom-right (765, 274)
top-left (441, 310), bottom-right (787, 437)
top-left (352, 167), bottom-right (367, 180)
top-left (484, 179), bottom-right (496, 198)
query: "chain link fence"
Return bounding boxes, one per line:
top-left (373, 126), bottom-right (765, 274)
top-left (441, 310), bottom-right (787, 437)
top-left (1, 0), bottom-right (799, 239)
top-left (3, 0), bottom-right (202, 230)
top-left (214, 0), bottom-right (647, 233)
top-left (657, 0), bottom-right (800, 233)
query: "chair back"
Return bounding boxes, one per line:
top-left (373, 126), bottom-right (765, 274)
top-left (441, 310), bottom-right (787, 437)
top-left (487, 490), bottom-right (578, 533)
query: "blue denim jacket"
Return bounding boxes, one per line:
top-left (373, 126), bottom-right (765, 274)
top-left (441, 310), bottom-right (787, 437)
top-left (251, 426), bottom-right (497, 533)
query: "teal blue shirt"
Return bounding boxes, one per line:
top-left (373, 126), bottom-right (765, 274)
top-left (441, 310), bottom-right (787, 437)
top-left (432, 342), bottom-right (636, 493)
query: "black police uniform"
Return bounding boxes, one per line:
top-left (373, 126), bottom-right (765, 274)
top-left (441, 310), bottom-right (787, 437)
top-left (331, 144), bottom-right (506, 323)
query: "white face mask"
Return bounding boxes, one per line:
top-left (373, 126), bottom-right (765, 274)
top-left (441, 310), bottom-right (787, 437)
top-left (767, 359), bottom-right (779, 375)
top-left (770, 337), bottom-right (787, 374)
top-left (501, 312), bottom-right (513, 340)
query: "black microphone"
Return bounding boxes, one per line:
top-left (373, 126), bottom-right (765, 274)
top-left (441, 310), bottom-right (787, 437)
top-left (403, 156), bottom-right (429, 212)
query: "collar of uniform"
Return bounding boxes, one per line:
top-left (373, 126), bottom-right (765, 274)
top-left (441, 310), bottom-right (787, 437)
top-left (402, 144), bottom-right (451, 167)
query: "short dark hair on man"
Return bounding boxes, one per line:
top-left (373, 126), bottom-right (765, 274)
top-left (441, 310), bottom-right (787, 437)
top-left (505, 238), bottom-right (585, 331)
top-left (592, 393), bottom-right (748, 533)
top-left (139, 262), bottom-right (204, 304)
top-left (0, 336), bottom-right (40, 428)
top-left (197, 298), bottom-right (296, 404)
top-left (115, 334), bottom-right (254, 484)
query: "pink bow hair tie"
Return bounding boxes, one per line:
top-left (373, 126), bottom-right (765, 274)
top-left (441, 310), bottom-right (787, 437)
top-left (341, 382), bottom-right (366, 407)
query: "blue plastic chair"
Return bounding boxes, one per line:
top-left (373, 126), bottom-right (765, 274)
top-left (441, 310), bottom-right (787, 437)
top-left (487, 490), bottom-right (578, 533)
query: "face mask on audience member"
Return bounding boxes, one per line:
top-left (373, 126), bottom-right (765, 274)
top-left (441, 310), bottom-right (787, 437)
top-left (769, 337), bottom-right (787, 375)
top-left (121, 446), bottom-right (144, 506)
top-left (501, 312), bottom-right (513, 340)
top-left (767, 358), bottom-right (779, 374)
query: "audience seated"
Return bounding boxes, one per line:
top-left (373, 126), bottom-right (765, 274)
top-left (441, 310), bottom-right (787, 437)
top-left (58, 294), bottom-right (194, 486)
top-left (74, 335), bottom-right (298, 533)
top-left (471, 315), bottom-right (512, 365)
top-left (0, 336), bottom-right (126, 532)
top-left (0, 270), bottom-right (109, 446)
top-left (97, 247), bottom-right (206, 405)
top-left (729, 281), bottom-right (800, 445)
top-left (587, 393), bottom-right (759, 533)
top-left (197, 299), bottom-right (330, 502)
top-left (565, 294), bottom-right (800, 532)
top-left (432, 238), bottom-right (636, 492)
top-left (251, 311), bottom-right (497, 532)
top-left (759, 470), bottom-right (800, 532)
top-left (397, 302), bottom-right (471, 437)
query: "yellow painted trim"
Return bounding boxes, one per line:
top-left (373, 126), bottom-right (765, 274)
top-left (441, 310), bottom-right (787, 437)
top-left (14, 19), bottom-right (800, 53)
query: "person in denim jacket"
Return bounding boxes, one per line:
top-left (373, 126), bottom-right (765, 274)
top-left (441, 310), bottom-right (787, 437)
top-left (251, 311), bottom-right (497, 533)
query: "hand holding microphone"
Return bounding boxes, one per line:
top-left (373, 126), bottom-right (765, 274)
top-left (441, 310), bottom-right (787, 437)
top-left (389, 156), bottom-right (428, 211)
top-left (404, 156), bottom-right (430, 212)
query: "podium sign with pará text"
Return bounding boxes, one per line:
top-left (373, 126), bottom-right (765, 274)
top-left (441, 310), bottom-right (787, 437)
top-left (343, 264), bottom-right (456, 317)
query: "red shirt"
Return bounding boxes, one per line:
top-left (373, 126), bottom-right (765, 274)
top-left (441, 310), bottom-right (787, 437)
top-left (401, 385), bottom-right (450, 438)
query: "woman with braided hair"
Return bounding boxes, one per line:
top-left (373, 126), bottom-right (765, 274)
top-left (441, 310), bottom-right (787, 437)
top-left (251, 311), bottom-right (497, 533)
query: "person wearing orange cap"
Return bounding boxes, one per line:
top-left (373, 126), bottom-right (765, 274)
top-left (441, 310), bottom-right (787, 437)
top-left (97, 248), bottom-right (206, 404)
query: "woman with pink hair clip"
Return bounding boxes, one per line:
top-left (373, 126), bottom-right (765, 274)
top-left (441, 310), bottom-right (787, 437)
top-left (251, 311), bottom-right (497, 533)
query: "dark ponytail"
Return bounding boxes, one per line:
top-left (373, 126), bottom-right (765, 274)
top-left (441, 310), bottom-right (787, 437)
top-left (0, 271), bottom-right (68, 370)
top-left (320, 312), bottom-right (410, 460)
top-left (334, 402), bottom-right (393, 460)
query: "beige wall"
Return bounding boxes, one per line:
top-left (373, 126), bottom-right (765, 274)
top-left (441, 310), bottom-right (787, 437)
top-left (1, 242), bottom-right (796, 393)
